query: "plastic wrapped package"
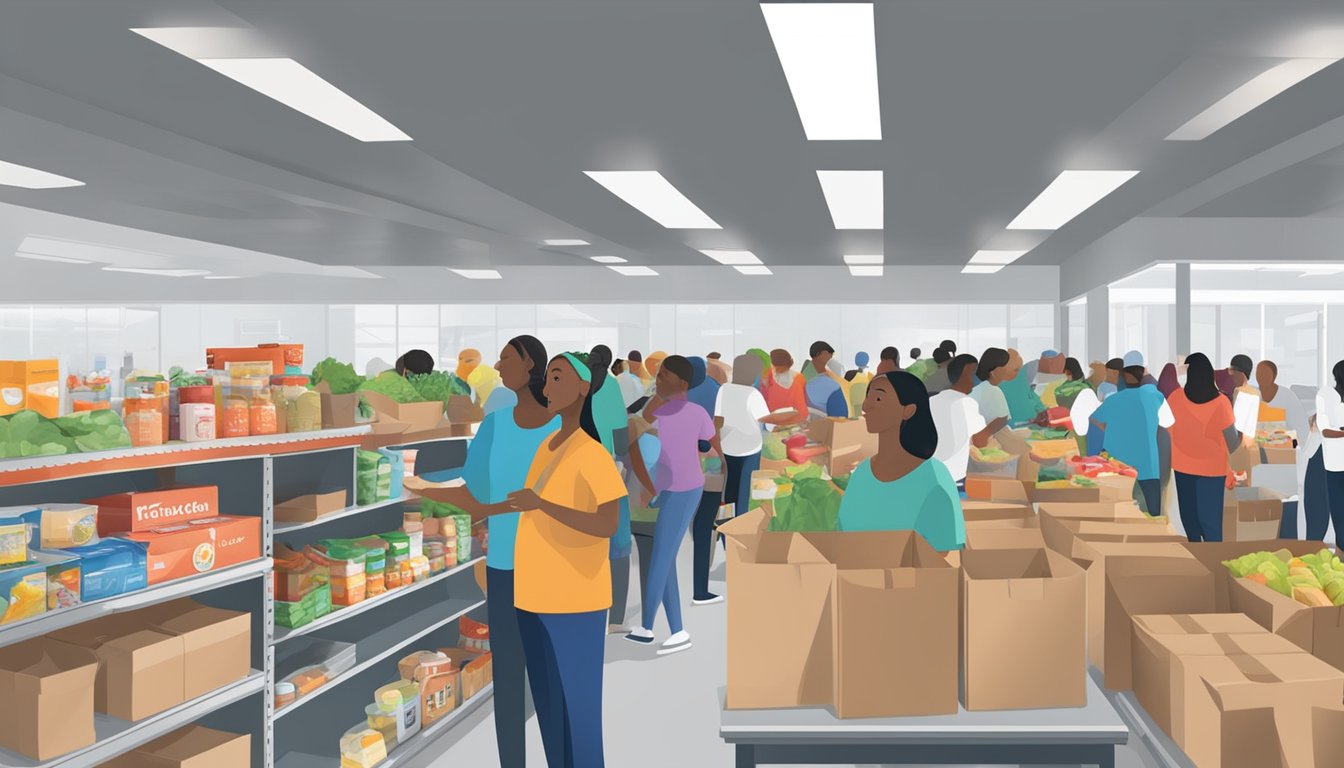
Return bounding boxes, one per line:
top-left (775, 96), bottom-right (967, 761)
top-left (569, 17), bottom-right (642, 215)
top-left (65, 538), bottom-right (146, 601)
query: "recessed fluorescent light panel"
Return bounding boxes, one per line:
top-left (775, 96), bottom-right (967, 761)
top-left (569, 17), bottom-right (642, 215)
top-left (848, 265), bottom-right (883, 277)
top-left (816, 170), bottom-right (883, 229)
top-left (761, 3), bottom-right (881, 140)
top-left (204, 275), bottom-right (241, 280)
top-left (1167, 58), bottom-right (1339, 141)
top-left (961, 264), bottom-right (1002, 274)
top-left (610, 265), bottom-right (658, 276)
top-left (15, 252), bottom-right (91, 265)
top-left (970, 250), bottom-right (1028, 265)
top-left (584, 171), bottom-right (721, 229)
top-left (735, 265), bottom-right (773, 276)
top-left (1006, 170), bottom-right (1138, 230)
top-left (590, 256), bottom-right (627, 264)
top-left (451, 269), bottom-right (502, 280)
top-left (0, 160), bottom-right (84, 189)
top-left (103, 267), bottom-right (211, 277)
top-left (700, 249), bottom-right (762, 266)
top-left (544, 239), bottom-right (589, 246)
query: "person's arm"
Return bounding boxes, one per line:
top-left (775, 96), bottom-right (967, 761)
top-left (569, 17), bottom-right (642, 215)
top-left (415, 485), bottom-right (512, 522)
top-left (915, 471), bottom-right (965, 551)
top-left (1318, 395), bottom-right (1344, 439)
top-left (506, 490), bottom-right (619, 538)
top-left (641, 393), bottom-right (666, 424)
top-left (972, 416), bottom-right (1008, 448)
top-left (703, 411), bottom-right (727, 474)
top-left (630, 438), bottom-right (657, 501)
top-left (1158, 399), bottom-right (1175, 429)
top-left (410, 413), bottom-right (511, 522)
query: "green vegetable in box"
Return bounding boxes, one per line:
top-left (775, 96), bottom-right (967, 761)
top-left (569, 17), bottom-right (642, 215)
top-left (768, 470), bottom-right (842, 533)
top-left (762, 431), bottom-right (787, 461)
top-left (0, 409), bottom-right (133, 458)
top-left (406, 371), bottom-right (471, 407)
top-left (359, 370), bottom-right (426, 404)
top-left (168, 366), bottom-right (210, 388)
top-left (309, 357), bottom-right (365, 395)
top-left (421, 496), bottom-right (470, 519)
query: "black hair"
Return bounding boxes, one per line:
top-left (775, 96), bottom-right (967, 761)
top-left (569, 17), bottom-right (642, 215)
top-left (507, 335), bottom-right (549, 408)
top-left (397, 349), bottom-right (434, 376)
top-left (1064, 357), bottom-right (1085, 382)
top-left (1260, 360), bottom-right (1278, 377)
top-left (939, 339), bottom-right (957, 354)
top-left (707, 352), bottom-right (722, 360)
top-left (1123, 365), bottom-right (1146, 384)
top-left (1105, 357), bottom-right (1124, 371)
top-left (844, 370), bottom-right (858, 382)
top-left (880, 346), bottom-right (901, 365)
top-left (909, 348), bottom-right (922, 360)
top-left (552, 352), bottom-right (604, 444)
top-left (1183, 353), bottom-right (1220, 405)
top-left (933, 348), bottom-right (952, 365)
top-left (612, 359), bottom-right (625, 375)
top-left (1334, 360), bottom-right (1344, 404)
top-left (628, 350), bottom-right (643, 362)
top-left (661, 355), bottom-right (694, 387)
top-left (1230, 354), bottom-right (1254, 377)
top-left (977, 348), bottom-right (1010, 383)
top-left (628, 395), bottom-right (650, 414)
top-left (877, 371), bottom-right (939, 461)
top-left (948, 354), bottom-right (978, 385)
top-left (809, 341), bottom-right (835, 358)
top-left (589, 345), bottom-right (614, 370)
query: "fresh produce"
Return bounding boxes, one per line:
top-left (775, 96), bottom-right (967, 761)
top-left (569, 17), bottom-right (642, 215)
top-left (168, 366), bottom-right (210, 388)
top-left (51, 410), bottom-right (133, 453)
top-left (1027, 427), bottom-right (1072, 441)
top-left (1042, 406), bottom-right (1072, 429)
top-left (309, 357), bottom-right (364, 395)
top-left (1068, 454), bottom-right (1138, 479)
top-left (0, 409), bottom-right (132, 457)
top-left (1054, 379), bottom-right (1090, 402)
top-left (762, 432), bottom-right (787, 461)
top-left (359, 371), bottom-right (426, 404)
top-left (406, 371), bottom-right (470, 406)
top-left (1224, 548), bottom-right (1344, 606)
top-left (905, 359), bottom-right (933, 381)
top-left (767, 464), bottom-right (842, 532)
top-left (969, 445), bottom-right (1013, 463)
top-left (786, 443), bottom-right (828, 465)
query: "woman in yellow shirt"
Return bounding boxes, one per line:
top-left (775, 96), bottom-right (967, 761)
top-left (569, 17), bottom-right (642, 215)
top-left (507, 352), bottom-right (626, 768)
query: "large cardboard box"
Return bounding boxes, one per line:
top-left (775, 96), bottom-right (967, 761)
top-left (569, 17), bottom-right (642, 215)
top-left (964, 525), bottom-right (1046, 550)
top-left (361, 390), bottom-right (445, 434)
top-left (101, 726), bottom-right (251, 768)
top-left (146, 600), bottom-right (251, 699)
top-left (1029, 477), bottom-right (1136, 504)
top-left (1099, 554), bottom-right (1216, 689)
top-left (720, 510), bottom-right (958, 717)
top-left (964, 475), bottom-right (1030, 504)
top-left (312, 381), bottom-right (358, 429)
top-left (117, 515), bottom-right (261, 585)
top-left (1039, 515), bottom-right (1178, 558)
top-left (88, 486), bottom-right (220, 536)
top-left (1261, 445), bottom-right (1298, 465)
top-left (1231, 576), bottom-right (1344, 672)
top-left (48, 613), bottom-right (186, 721)
top-left (0, 640), bottom-right (98, 759)
top-left (809, 418), bottom-right (877, 477)
top-left (1183, 540), bottom-right (1327, 611)
top-left (1131, 613), bottom-right (1301, 739)
top-left (1038, 501), bottom-right (1146, 525)
top-left (1180, 652), bottom-right (1344, 768)
top-left (961, 548), bottom-right (1086, 710)
top-left (961, 501), bottom-right (1034, 526)
top-left (274, 490), bottom-right (347, 524)
top-left (1223, 487), bottom-right (1286, 541)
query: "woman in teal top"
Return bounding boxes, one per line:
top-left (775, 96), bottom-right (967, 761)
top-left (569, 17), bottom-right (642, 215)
top-left (838, 370), bottom-right (965, 551)
top-left (413, 334), bottom-right (556, 768)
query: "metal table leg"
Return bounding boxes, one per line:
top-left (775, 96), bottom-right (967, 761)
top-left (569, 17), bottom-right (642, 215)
top-left (736, 744), bottom-right (757, 768)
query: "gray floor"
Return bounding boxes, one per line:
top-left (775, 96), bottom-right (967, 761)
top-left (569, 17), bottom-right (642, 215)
top-left (410, 533), bottom-right (1162, 768)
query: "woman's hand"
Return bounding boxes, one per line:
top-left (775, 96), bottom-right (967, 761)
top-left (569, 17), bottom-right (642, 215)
top-left (402, 475), bottom-right (433, 491)
top-left (506, 488), bottom-right (543, 512)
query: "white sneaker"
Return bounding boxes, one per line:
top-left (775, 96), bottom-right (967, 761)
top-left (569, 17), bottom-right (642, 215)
top-left (658, 631), bottom-right (692, 655)
top-left (624, 626), bottom-right (655, 645)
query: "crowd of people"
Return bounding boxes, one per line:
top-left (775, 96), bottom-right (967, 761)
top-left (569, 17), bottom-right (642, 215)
top-left (401, 336), bottom-right (1341, 768)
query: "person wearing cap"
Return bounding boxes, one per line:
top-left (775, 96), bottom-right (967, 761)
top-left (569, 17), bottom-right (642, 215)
top-left (1090, 357), bottom-right (1176, 517)
top-left (759, 349), bottom-right (809, 426)
top-left (1119, 350), bottom-right (1159, 390)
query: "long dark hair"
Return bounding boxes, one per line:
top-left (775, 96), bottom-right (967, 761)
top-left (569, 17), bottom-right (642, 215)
top-left (1334, 360), bottom-right (1344, 404)
top-left (1064, 357), bottom-right (1085, 382)
top-left (507, 335), bottom-right (548, 408)
top-left (553, 352), bottom-right (604, 444)
top-left (1183, 353), bottom-right (1220, 404)
top-left (880, 371), bottom-right (939, 460)
top-left (977, 347), bottom-right (1010, 383)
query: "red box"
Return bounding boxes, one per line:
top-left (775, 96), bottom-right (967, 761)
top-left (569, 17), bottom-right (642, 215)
top-left (205, 344), bottom-right (303, 373)
top-left (117, 516), bottom-right (261, 584)
top-left (89, 486), bottom-right (220, 536)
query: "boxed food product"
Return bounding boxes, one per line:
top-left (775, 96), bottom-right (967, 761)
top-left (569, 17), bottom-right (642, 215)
top-left (340, 725), bottom-right (387, 768)
top-left (416, 654), bottom-right (459, 726)
top-left (48, 613), bottom-right (186, 721)
top-left (308, 542), bottom-right (366, 606)
top-left (277, 638), bottom-right (357, 690)
top-left (0, 517), bottom-right (28, 566)
top-left (1231, 568), bottom-right (1344, 672)
top-left (100, 725), bottom-right (250, 768)
top-left (808, 417), bottom-right (876, 477)
top-left (274, 543), bottom-right (326, 603)
top-left (1182, 540), bottom-right (1325, 611)
top-left (0, 549), bottom-right (79, 624)
top-left (1037, 501), bottom-right (1146, 525)
top-left (1099, 553), bottom-right (1216, 689)
top-left (963, 525), bottom-right (1046, 551)
top-left (377, 531), bottom-right (411, 565)
top-left (460, 616), bottom-right (490, 652)
top-left (288, 666), bottom-right (328, 697)
top-left (29, 503), bottom-right (99, 549)
top-left (440, 646), bottom-right (494, 700)
top-left (143, 599), bottom-right (251, 699)
top-left (1222, 487), bottom-right (1286, 541)
top-left (375, 679), bottom-right (421, 743)
top-left (274, 490), bottom-right (347, 525)
top-left (961, 547), bottom-right (1086, 710)
top-left (362, 390), bottom-right (445, 434)
top-left (963, 475), bottom-right (1030, 504)
top-left (275, 581), bottom-right (332, 629)
top-left (117, 515), bottom-right (261, 585)
top-left (0, 639), bottom-right (99, 759)
top-left (88, 486), bottom-right (219, 536)
top-left (67, 538), bottom-right (147, 601)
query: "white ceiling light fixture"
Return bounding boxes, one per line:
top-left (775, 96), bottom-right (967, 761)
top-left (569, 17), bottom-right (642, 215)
top-left (544, 239), bottom-right (589, 246)
top-left (961, 264), bottom-right (1002, 274)
top-left (700, 249), bottom-right (762, 266)
top-left (584, 171), bottom-right (721, 229)
top-left (590, 256), bottom-right (627, 264)
top-left (1006, 170), bottom-right (1139, 230)
top-left (204, 275), bottom-right (242, 280)
top-left (610, 265), bottom-right (658, 277)
top-left (735, 265), bottom-right (773, 276)
top-left (0, 160), bottom-right (84, 189)
top-left (816, 170), bottom-right (883, 229)
top-left (970, 249), bottom-right (1028, 265)
top-left (450, 268), bottom-right (502, 280)
top-left (1167, 58), bottom-right (1339, 141)
top-left (15, 252), bottom-right (91, 265)
top-left (843, 254), bottom-right (883, 276)
top-left (103, 267), bottom-right (212, 277)
top-left (761, 3), bottom-right (881, 140)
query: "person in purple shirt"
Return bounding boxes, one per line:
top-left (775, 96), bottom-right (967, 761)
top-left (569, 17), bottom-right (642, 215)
top-left (628, 355), bottom-right (725, 655)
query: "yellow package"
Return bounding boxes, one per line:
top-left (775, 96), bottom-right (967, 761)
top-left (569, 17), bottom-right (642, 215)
top-left (37, 504), bottom-right (98, 549)
top-left (0, 523), bottom-right (27, 567)
top-left (1, 574), bottom-right (45, 624)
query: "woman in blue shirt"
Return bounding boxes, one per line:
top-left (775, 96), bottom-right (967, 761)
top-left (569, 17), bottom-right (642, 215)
top-left (412, 334), bottom-right (557, 768)
top-left (838, 371), bottom-right (964, 551)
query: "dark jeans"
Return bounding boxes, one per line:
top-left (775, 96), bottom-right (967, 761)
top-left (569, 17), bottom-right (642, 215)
top-left (691, 489), bottom-right (723, 600)
top-left (1175, 472), bottom-right (1225, 542)
top-left (486, 567), bottom-right (528, 767)
top-left (1326, 469), bottom-right (1344, 549)
top-left (517, 608), bottom-right (607, 768)
top-left (1279, 501), bottom-right (1300, 539)
top-left (724, 452), bottom-right (761, 509)
top-left (1305, 448), bottom-right (1330, 540)
top-left (1137, 478), bottom-right (1163, 518)
top-left (609, 555), bottom-right (630, 627)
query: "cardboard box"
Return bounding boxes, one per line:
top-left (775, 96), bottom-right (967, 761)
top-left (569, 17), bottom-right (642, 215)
top-left (964, 475), bottom-right (1030, 504)
top-left (313, 381), bottom-right (358, 429)
top-left (1131, 613), bottom-right (1302, 740)
top-left (0, 640), bottom-right (98, 759)
top-left (49, 613), bottom-right (185, 721)
top-left (274, 490), bottom-right (347, 524)
top-left (964, 526), bottom-right (1046, 550)
top-left (1231, 576), bottom-right (1344, 671)
top-left (720, 510), bottom-right (958, 717)
top-left (1038, 501), bottom-right (1146, 525)
top-left (446, 394), bottom-right (484, 426)
top-left (1028, 477), bottom-right (1136, 504)
top-left (145, 600), bottom-right (251, 699)
top-left (117, 515), bottom-right (261, 585)
top-left (361, 390), bottom-right (445, 434)
top-left (1039, 515), bottom-right (1178, 558)
top-left (1223, 487), bottom-right (1285, 541)
top-left (808, 418), bottom-right (877, 476)
top-left (961, 501), bottom-right (1034, 525)
top-left (1182, 540), bottom-right (1327, 611)
top-left (1180, 652), bottom-right (1344, 768)
top-left (206, 344), bottom-right (302, 373)
top-left (961, 548), bottom-right (1086, 710)
top-left (1100, 553), bottom-right (1216, 689)
top-left (1261, 445), bottom-right (1297, 465)
top-left (101, 726), bottom-right (250, 768)
top-left (88, 486), bottom-right (220, 536)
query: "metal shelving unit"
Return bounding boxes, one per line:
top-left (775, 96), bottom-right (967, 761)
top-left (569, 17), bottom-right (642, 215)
top-left (272, 496), bottom-right (408, 535)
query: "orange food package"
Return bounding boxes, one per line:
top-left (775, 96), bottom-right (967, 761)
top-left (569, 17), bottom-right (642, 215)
top-left (117, 515), bottom-right (261, 584)
top-left (460, 617), bottom-right (491, 652)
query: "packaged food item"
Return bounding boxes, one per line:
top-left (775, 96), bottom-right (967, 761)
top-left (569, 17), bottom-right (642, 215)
top-left (0, 562), bottom-right (46, 624)
top-left (28, 503), bottom-right (99, 549)
top-left (289, 665), bottom-right (329, 696)
top-left (378, 447), bottom-right (406, 500)
top-left (402, 516), bottom-right (424, 559)
top-left (310, 542), bottom-right (366, 606)
top-left (364, 547), bottom-right (386, 597)
top-left (275, 681), bottom-right (297, 709)
top-left (365, 703), bottom-right (399, 750)
top-left (378, 531), bottom-right (411, 566)
top-left (440, 647), bottom-right (493, 700)
top-left (375, 679), bottom-right (421, 743)
top-left (275, 581), bottom-right (330, 629)
top-left (339, 725), bottom-right (387, 768)
top-left (416, 655), bottom-right (459, 726)
top-left (123, 374), bottom-right (170, 445)
top-left (356, 450), bottom-right (386, 506)
top-left (220, 397), bottom-right (249, 438)
top-left (0, 360), bottom-right (60, 418)
top-left (66, 538), bottom-right (147, 600)
top-left (248, 396), bottom-right (277, 436)
top-left (386, 564), bottom-right (403, 590)
top-left (88, 485), bottom-right (219, 536)
top-left (400, 559), bottom-right (414, 587)
top-left (409, 554), bottom-right (430, 583)
top-left (117, 515), bottom-right (261, 585)
top-left (0, 521), bottom-right (27, 566)
top-left (274, 543), bottom-right (326, 603)
top-left (397, 650), bottom-right (445, 680)
top-left (460, 616), bottom-right (491, 653)
top-left (179, 402), bottom-right (216, 443)
top-left (426, 540), bottom-right (446, 574)
top-left (33, 550), bottom-right (81, 610)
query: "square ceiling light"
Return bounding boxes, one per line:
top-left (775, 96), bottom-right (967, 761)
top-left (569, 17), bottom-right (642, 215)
top-left (451, 268), bottom-right (502, 280)
top-left (761, 3), bottom-right (881, 140)
top-left (961, 264), bottom-right (1002, 274)
top-left (1168, 58), bottom-right (1339, 141)
top-left (590, 256), bottom-right (627, 264)
top-left (735, 265), bottom-right (773, 276)
top-left (817, 170), bottom-right (883, 229)
top-left (610, 265), bottom-right (658, 276)
top-left (1006, 170), bottom-right (1138, 230)
top-left (544, 239), bottom-right (589, 246)
top-left (844, 254), bottom-right (882, 276)
top-left (700, 249), bottom-right (762, 266)
top-left (584, 171), bottom-right (721, 229)
top-left (970, 249), bottom-right (1028, 265)
top-left (0, 160), bottom-right (83, 189)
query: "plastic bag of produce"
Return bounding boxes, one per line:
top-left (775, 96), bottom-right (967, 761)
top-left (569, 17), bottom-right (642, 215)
top-left (767, 474), bottom-right (841, 532)
top-left (356, 450), bottom-right (385, 506)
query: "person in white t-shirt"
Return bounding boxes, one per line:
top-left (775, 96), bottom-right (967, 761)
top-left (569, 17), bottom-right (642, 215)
top-left (714, 354), bottom-right (791, 518)
top-left (1315, 361), bottom-right (1344, 546)
top-left (931, 354), bottom-right (1008, 491)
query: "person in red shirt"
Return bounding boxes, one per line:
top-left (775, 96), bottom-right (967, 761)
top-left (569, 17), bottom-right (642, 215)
top-left (759, 349), bottom-right (809, 426)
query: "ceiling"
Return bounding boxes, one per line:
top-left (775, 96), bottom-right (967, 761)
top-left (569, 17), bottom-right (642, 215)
top-left (2, 0), bottom-right (1344, 285)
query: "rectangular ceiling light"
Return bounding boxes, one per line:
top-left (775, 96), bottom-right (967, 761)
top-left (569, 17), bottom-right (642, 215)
top-left (1006, 170), bottom-right (1139, 230)
top-left (16, 252), bottom-right (91, 265)
top-left (761, 3), bottom-right (881, 140)
top-left (848, 265), bottom-right (883, 277)
top-left (961, 264), bottom-right (1002, 274)
top-left (1167, 58), bottom-right (1339, 141)
top-left (544, 239), bottom-right (589, 246)
top-left (842, 254), bottom-right (882, 265)
top-left (450, 268), bottom-right (502, 280)
top-left (610, 265), bottom-right (658, 276)
top-left (103, 267), bottom-right (211, 277)
top-left (584, 171), bottom-right (721, 229)
top-left (0, 160), bottom-right (84, 189)
top-left (700, 249), bottom-right (762, 266)
top-left (817, 170), bottom-right (883, 229)
top-left (590, 256), bottom-right (627, 264)
top-left (204, 275), bottom-right (241, 280)
top-left (735, 265), bottom-right (773, 276)
top-left (970, 249), bottom-right (1028, 265)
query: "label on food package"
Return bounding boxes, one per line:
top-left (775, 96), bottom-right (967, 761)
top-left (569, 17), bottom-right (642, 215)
top-left (136, 497), bottom-right (214, 526)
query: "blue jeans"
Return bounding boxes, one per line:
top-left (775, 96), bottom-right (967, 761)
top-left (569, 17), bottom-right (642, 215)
top-left (517, 608), bottom-right (607, 768)
top-left (1175, 472), bottom-right (1225, 542)
top-left (485, 568), bottom-right (528, 767)
top-left (642, 487), bottom-right (701, 634)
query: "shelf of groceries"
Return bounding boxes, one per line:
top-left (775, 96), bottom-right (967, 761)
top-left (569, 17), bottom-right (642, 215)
top-left (725, 404), bottom-right (1340, 768)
